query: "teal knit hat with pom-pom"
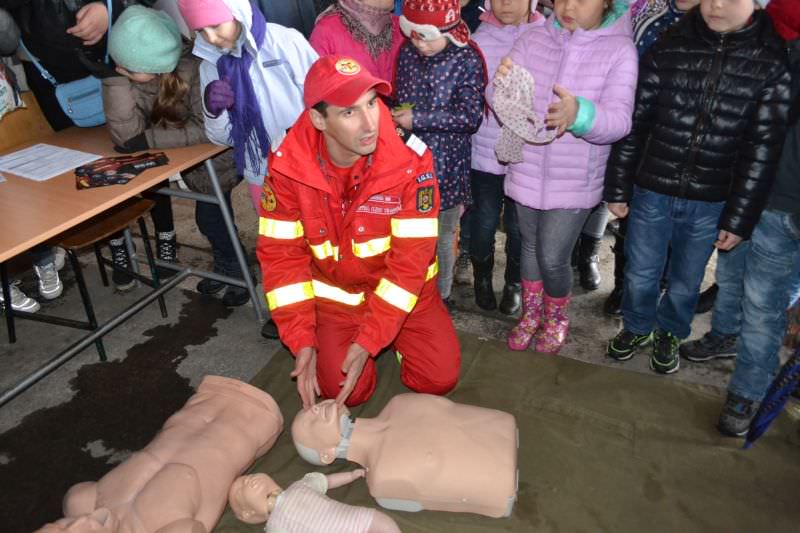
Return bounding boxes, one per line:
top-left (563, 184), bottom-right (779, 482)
top-left (109, 6), bottom-right (182, 74)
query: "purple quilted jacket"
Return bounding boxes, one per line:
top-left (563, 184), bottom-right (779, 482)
top-left (471, 1), bottom-right (546, 176)
top-left (495, 2), bottom-right (638, 210)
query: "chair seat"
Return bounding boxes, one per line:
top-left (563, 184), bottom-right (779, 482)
top-left (55, 198), bottom-right (155, 250)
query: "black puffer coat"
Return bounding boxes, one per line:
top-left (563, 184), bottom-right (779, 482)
top-left (0, 0), bottom-right (136, 82)
top-left (604, 8), bottom-right (792, 239)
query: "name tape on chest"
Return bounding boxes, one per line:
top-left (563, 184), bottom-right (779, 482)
top-left (356, 194), bottom-right (402, 216)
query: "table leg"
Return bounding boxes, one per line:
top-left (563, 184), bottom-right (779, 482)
top-left (203, 159), bottom-right (265, 322)
top-left (1, 262), bottom-right (16, 343)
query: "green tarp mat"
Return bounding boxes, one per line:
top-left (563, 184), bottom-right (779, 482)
top-left (216, 333), bottom-right (800, 532)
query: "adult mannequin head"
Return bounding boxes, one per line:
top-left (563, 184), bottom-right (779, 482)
top-left (303, 56), bottom-right (392, 167)
top-left (228, 473), bottom-right (283, 524)
top-left (291, 400), bottom-right (349, 464)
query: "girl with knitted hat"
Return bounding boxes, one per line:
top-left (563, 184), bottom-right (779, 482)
top-left (393, 0), bottom-right (488, 306)
top-left (177, 0), bottom-right (317, 212)
top-left (310, 0), bottom-right (404, 82)
top-left (99, 5), bottom-right (208, 291)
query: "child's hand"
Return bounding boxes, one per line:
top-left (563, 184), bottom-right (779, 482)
top-left (546, 85), bottom-right (578, 136)
top-left (495, 57), bottom-right (513, 79)
top-left (608, 202), bottom-right (629, 219)
top-left (391, 108), bottom-right (413, 130)
top-left (715, 230), bottom-right (743, 251)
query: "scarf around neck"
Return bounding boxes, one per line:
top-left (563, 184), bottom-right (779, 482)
top-left (332, 0), bottom-right (394, 59)
top-left (216, 8), bottom-right (271, 176)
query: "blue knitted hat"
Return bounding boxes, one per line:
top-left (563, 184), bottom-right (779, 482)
top-left (109, 6), bottom-right (182, 74)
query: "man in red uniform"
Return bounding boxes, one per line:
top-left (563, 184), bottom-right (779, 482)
top-left (257, 55), bottom-right (461, 408)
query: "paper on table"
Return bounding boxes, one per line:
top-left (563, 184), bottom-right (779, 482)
top-left (0, 143), bottom-right (101, 181)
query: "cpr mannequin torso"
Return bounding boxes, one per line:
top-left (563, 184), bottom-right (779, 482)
top-left (37, 376), bottom-right (284, 533)
top-left (292, 394), bottom-right (518, 518)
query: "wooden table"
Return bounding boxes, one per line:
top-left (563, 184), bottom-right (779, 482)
top-left (0, 127), bottom-right (264, 406)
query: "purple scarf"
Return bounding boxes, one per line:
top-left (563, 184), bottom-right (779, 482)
top-left (217, 8), bottom-right (270, 175)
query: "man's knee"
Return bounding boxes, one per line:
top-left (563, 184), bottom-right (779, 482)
top-left (401, 349), bottom-right (461, 396)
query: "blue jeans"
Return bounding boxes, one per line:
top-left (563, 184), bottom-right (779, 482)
top-left (710, 209), bottom-right (800, 402)
top-left (623, 187), bottom-right (723, 338)
top-left (469, 170), bottom-right (521, 283)
top-left (437, 205), bottom-right (461, 300)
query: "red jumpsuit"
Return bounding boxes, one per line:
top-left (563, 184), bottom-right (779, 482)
top-left (256, 102), bottom-right (460, 406)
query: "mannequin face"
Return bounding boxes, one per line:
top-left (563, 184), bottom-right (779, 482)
top-left (229, 474), bottom-right (282, 524)
top-left (554, 0), bottom-right (606, 31)
top-left (493, 0), bottom-right (533, 25)
top-left (700, 0), bottom-right (754, 33)
top-left (291, 400), bottom-right (349, 464)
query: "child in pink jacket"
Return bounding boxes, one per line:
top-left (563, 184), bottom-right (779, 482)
top-left (493, 0), bottom-right (637, 354)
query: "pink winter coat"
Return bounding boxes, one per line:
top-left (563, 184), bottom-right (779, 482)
top-left (495, 3), bottom-right (638, 210)
top-left (309, 12), bottom-right (404, 83)
top-left (472, 1), bottom-right (546, 176)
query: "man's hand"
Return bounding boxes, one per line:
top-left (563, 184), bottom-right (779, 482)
top-left (67, 3), bottom-right (109, 46)
top-left (495, 56), bottom-right (513, 79)
top-left (335, 343), bottom-right (370, 407)
top-left (391, 108), bottom-right (412, 130)
top-left (715, 230), bottom-right (743, 251)
top-left (546, 85), bottom-right (578, 136)
top-left (291, 347), bottom-right (320, 409)
top-left (608, 202), bottom-right (629, 219)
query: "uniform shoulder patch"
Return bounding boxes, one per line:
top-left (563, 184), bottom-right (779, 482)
top-left (415, 172), bottom-right (434, 184)
top-left (416, 186), bottom-right (434, 213)
top-left (395, 126), bottom-right (428, 157)
top-left (262, 182), bottom-right (277, 212)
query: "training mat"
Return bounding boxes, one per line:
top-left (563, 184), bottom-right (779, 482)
top-left (216, 333), bottom-right (800, 532)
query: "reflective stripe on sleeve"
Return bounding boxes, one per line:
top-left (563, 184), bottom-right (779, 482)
top-left (265, 281), bottom-right (314, 311)
top-left (391, 218), bottom-right (438, 238)
top-left (352, 236), bottom-right (391, 258)
top-left (375, 278), bottom-right (418, 313)
top-left (259, 217), bottom-right (304, 239)
top-left (312, 280), bottom-right (365, 306)
top-left (310, 241), bottom-right (339, 261)
top-left (425, 259), bottom-right (439, 281)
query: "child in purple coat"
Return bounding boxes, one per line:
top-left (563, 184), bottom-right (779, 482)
top-left (493, 0), bottom-right (637, 354)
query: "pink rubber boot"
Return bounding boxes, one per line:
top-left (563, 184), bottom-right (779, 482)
top-left (507, 279), bottom-right (544, 351)
top-left (535, 293), bottom-right (571, 354)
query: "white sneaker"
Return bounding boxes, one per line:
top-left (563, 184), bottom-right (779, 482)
top-left (52, 247), bottom-right (67, 271)
top-left (34, 262), bottom-right (63, 300)
top-left (0, 281), bottom-right (40, 312)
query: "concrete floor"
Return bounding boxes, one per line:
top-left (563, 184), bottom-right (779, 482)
top-left (0, 152), bottom-right (736, 433)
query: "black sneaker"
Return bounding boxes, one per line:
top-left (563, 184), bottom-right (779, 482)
top-left (695, 283), bottom-right (719, 315)
top-left (109, 241), bottom-right (135, 291)
top-left (197, 277), bottom-right (225, 295)
top-left (260, 319), bottom-right (279, 339)
top-left (718, 392), bottom-right (759, 437)
top-left (650, 330), bottom-right (680, 374)
top-left (607, 330), bottom-right (652, 361)
top-left (680, 331), bottom-right (738, 362)
top-left (222, 285), bottom-right (250, 307)
top-left (156, 232), bottom-right (179, 279)
top-left (603, 286), bottom-right (623, 317)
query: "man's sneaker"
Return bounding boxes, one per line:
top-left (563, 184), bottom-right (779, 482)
top-left (454, 251), bottom-right (472, 285)
top-left (156, 231), bottom-right (179, 279)
top-left (680, 331), bottom-right (738, 362)
top-left (0, 281), bottom-right (40, 313)
top-left (718, 392), bottom-right (759, 437)
top-left (109, 239), bottom-right (136, 291)
top-left (650, 330), bottom-right (680, 374)
top-left (607, 330), bottom-right (652, 361)
top-left (695, 283), bottom-right (719, 315)
top-left (260, 319), bottom-right (279, 340)
top-left (33, 262), bottom-right (63, 300)
top-left (197, 277), bottom-right (225, 295)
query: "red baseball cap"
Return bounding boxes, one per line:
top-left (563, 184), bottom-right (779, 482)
top-left (303, 56), bottom-right (392, 109)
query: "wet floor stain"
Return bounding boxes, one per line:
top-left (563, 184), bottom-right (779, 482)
top-left (0, 291), bottom-right (232, 532)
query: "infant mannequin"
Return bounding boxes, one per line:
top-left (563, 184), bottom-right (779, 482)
top-left (291, 394), bottom-right (518, 518)
top-left (37, 376), bottom-right (284, 533)
top-left (229, 470), bottom-right (401, 532)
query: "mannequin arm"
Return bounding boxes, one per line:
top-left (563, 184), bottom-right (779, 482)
top-left (63, 482), bottom-right (98, 518)
top-left (154, 519), bottom-right (206, 533)
top-left (325, 469), bottom-right (366, 490)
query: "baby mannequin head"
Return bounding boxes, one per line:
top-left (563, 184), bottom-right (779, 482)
top-left (291, 400), bottom-right (351, 465)
top-left (228, 473), bottom-right (283, 524)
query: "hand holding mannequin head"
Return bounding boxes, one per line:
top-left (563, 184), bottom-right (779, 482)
top-left (228, 473), bottom-right (282, 524)
top-left (291, 400), bottom-right (351, 465)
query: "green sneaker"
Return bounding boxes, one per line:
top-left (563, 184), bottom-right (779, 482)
top-left (651, 330), bottom-right (680, 374)
top-left (607, 330), bottom-right (653, 361)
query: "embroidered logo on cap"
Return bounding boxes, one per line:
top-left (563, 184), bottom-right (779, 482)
top-left (335, 59), bottom-right (361, 76)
